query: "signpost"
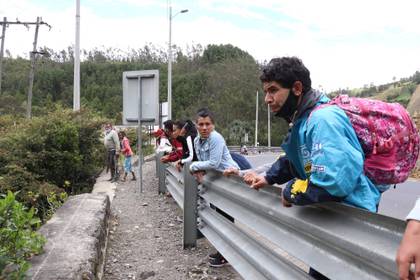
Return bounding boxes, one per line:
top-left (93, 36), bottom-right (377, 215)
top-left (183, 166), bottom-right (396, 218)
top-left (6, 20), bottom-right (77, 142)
top-left (123, 70), bottom-right (159, 193)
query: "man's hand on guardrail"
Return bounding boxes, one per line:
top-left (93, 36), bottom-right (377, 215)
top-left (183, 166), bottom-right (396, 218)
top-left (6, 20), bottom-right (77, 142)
top-left (193, 171), bottom-right (206, 183)
top-left (176, 160), bottom-right (183, 172)
top-left (243, 171), bottom-right (258, 185)
top-left (223, 168), bottom-right (240, 176)
top-left (396, 219), bottom-right (420, 280)
top-left (250, 175), bottom-right (268, 190)
top-left (161, 155), bottom-right (170, 163)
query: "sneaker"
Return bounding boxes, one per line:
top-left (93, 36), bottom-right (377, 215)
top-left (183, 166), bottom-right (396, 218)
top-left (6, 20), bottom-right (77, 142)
top-left (208, 252), bottom-right (221, 261)
top-left (110, 177), bottom-right (118, 183)
top-left (208, 254), bottom-right (228, 268)
top-left (131, 177), bottom-right (136, 181)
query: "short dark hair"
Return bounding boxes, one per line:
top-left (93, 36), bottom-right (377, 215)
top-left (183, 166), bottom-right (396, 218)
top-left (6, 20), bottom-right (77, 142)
top-left (174, 120), bottom-right (186, 130)
top-left (163, 120), bottom-right (174, 132)
top-left (260, 57), bottom-right (312, 94)
top-left (182, 120), bottom-right (198, 138)
top-left (196, 108), bottom-right (215, 124)
top-left (119, 131), bottom-right (126, 137)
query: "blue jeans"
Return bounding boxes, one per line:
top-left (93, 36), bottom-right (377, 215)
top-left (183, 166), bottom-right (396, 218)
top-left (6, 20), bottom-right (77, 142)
top-left (124, 156), bottom-right (132, 172)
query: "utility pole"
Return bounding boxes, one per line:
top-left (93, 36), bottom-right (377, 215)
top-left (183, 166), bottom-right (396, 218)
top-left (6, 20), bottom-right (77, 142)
top-left (73, 0), bottom-right (80, 111)
top-left (0, 17), bottom-right (7, 95)
top-left (167, 4), bottom-right (188, 120)
top-left (168, 5), bottom-right (172, 120)
top-left (255, 90), bottom-right (259, 147)
top-left (0, 17), bottom-right (51, 116)
top-left (268, 104), bottom-right (271, 148)
top-left (26, 17), bottom-right (40, 119)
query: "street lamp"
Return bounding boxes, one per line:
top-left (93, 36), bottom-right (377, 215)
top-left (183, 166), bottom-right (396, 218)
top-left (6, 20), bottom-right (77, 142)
top-left (168, 6), bottom-right (188, 120)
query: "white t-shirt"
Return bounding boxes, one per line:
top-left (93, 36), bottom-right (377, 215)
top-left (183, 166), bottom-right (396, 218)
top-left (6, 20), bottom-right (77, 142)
top-left (155, 138), bottom-right (172, 154)
top-left (181, 136), bottom-right (194, 164)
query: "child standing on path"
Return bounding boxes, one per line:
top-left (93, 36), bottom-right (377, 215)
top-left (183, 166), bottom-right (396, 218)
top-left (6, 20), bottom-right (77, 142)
top-left (119, 131), bottom-right (136, 181)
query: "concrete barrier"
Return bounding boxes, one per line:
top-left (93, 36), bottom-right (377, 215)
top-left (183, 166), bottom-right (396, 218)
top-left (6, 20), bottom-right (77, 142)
top-left (27, 193), bottom-right (110, 280)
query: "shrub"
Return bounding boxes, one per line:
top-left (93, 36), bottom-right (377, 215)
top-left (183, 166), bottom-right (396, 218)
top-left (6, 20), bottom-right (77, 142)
top-left (0, 108), bottom-right (105, 221)
top-left (0, 191), bottom-right (46, 279)
top-left (0, 164), bottom-right (66, 222)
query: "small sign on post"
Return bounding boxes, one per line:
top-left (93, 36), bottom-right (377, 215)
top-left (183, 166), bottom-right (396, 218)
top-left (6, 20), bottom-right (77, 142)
top-left (123, 70), bottom-right (159, 193)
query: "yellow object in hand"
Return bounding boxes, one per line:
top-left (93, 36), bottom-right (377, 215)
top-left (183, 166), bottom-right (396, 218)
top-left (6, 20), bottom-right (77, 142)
top-left (291, 179), bottom-right (309, 195)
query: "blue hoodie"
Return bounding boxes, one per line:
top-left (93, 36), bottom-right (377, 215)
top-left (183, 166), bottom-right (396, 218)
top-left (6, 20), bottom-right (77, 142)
top-left (265, 90), bottom-right (381, 212)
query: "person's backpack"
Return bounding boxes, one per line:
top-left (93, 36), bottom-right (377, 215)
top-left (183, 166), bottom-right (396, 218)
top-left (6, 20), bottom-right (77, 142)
top-left (312, 94), bottom-right (420, 185)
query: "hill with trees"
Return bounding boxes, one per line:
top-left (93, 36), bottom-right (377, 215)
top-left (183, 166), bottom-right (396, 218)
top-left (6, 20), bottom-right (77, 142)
top-left (329, 71), bottom-right (420, 108)
top-left (0, 43), bottom-right (289, 146)
top-left (2, 43), bottom-right (420, 145)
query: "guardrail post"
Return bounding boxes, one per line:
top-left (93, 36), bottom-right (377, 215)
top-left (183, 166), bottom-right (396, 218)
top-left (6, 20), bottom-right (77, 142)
top-left (156, 153), bottom-right (167, 194)
top-left (183, 162), bottom-right (198, 248)
top-left (155, 152), bottom-right (160, 178)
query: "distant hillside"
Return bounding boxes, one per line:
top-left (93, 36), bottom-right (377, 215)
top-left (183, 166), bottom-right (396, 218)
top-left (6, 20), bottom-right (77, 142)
top-left (329, 71), bottom-right (420, 109)
top-left (407, 85), bottom-right (420, 115)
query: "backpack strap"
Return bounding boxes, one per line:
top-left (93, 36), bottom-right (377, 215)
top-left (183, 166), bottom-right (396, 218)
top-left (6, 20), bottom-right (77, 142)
top-left (307, 103), bottom-right (331, 128)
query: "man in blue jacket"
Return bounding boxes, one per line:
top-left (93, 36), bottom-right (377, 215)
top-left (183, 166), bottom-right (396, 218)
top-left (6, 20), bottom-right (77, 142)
top-left (246, 57), bottom-right (382, 280)
top-left (249, 56), bottom-right (381, 213)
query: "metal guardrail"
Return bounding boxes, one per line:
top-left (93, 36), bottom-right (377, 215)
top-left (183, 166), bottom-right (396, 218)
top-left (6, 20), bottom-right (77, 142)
top-left (228, 146), bottom-right (283, 154)
top-left (156, 153), bottom-right (198, 248)
top-left (155, 154), bottom-right (405, 280)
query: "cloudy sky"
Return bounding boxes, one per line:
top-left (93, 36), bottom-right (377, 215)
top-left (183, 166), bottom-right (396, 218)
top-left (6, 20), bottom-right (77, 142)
top-left (1, 0), bottom-right (420, 91)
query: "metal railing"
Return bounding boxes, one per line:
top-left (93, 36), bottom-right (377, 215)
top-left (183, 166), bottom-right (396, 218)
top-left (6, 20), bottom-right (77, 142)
top-left (155, 154), bottom-right (405, 280)
top-left (228, 145), bottom-right (283, 154)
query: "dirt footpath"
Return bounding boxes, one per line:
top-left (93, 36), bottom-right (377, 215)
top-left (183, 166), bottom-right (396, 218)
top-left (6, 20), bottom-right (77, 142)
top-left (103, 161), bottom-right (241, 280)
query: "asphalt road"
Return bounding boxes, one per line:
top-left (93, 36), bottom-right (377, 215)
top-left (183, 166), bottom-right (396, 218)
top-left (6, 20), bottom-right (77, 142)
top-left (245, 152), bottom-right (420, 220)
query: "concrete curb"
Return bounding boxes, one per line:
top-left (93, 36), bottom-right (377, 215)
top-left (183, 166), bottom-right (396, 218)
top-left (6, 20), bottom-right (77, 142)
top-left (27, 170), bottom-right (117, 279)
top-left (27, 193), bottom-right (111, 280)
top-left (92, 170), bottom-right (118, 203)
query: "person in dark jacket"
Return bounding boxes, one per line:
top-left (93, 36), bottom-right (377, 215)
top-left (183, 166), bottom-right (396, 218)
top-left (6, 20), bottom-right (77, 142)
top-left (175, 120), bottom-right (198, 171)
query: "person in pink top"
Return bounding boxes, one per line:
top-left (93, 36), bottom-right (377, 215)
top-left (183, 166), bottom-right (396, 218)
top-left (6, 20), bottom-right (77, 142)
top-left (118, 131), bottom-right (136, 182)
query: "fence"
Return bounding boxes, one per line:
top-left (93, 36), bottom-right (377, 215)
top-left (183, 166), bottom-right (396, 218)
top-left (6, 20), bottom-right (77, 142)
top-left (155, 154), bottom-right (405, 280)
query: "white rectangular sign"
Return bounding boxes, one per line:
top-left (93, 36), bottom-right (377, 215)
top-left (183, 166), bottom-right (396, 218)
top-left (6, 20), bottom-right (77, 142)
top-left (122, 70), bottom-right (159, 125)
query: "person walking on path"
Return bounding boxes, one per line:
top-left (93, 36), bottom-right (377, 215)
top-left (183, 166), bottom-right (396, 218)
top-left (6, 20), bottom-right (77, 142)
top-left (119, 131), bottom-right (136, 182)
top-left (104, 123), bottom-right (121, 183)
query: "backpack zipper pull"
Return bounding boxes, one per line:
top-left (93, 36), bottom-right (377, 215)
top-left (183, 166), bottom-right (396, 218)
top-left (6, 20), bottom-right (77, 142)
top-left (372, 133), bottom-right (377, 155)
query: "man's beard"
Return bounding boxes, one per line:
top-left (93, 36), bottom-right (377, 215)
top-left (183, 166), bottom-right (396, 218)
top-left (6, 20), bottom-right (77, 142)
top-left (275, 89), bottom-right (300, 122)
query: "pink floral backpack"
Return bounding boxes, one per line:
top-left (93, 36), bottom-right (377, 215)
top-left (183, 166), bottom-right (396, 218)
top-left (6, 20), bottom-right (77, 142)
top-left (314, 95), bottom-right (420, 185)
